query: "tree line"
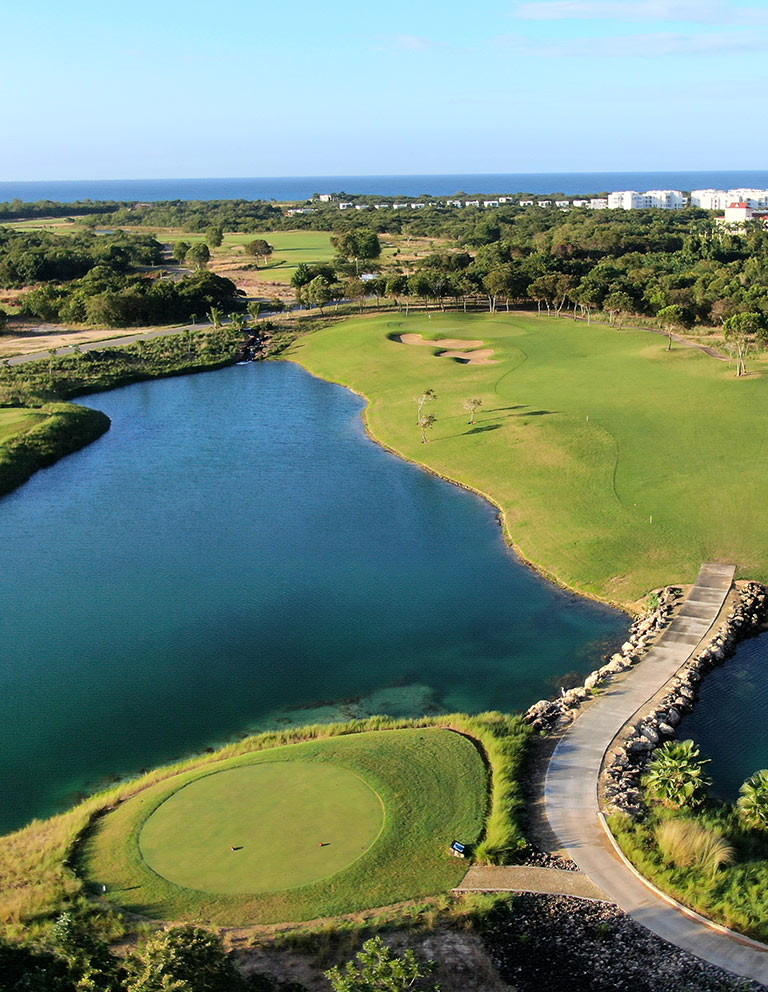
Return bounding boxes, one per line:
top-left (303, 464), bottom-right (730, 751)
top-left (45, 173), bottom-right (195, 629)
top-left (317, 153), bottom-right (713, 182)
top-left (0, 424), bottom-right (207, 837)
top-left (0, 227), bottom-right (244, 328)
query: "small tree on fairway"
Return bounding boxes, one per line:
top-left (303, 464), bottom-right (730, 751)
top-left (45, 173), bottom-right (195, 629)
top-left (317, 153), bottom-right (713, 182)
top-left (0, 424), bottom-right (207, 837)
top-left (325, 935), bottom-right (438, 992)
top-left (603, 290), bottom-right (634, 329)
top-left (656, 304), bottom-right (688, 351)
top-left (415, 388), bottom-right (437, 424)
top-left (644, 739), bottom-right (712, 809)
top-left (723, 311), bottom-right (768, 376)
top-left (246, 239), bottom-right (274, 267)
top-left (463, 398), bottom-right (482, 424)
top-left (737, 769), bottom-right (768, 829)
top-left (419, 412), bottom-right (437, 443)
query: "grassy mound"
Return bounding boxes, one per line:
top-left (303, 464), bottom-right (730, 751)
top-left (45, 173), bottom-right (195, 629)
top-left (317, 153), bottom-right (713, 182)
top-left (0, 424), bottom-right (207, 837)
top-left (287, 312), bottom-right (768, 604)
top-left (0, 714), bottom-right (528, 932)
top-left (138, 761), bottom-right (384, 894)
top-left (0, 402), bottom-right (110, 498)
top-left (81, 728), bottom-right (485, 925)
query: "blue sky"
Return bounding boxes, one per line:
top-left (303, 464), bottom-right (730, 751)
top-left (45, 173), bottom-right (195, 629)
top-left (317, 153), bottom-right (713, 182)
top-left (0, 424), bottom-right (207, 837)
top-left (2, 0), bottom-right (767, 179)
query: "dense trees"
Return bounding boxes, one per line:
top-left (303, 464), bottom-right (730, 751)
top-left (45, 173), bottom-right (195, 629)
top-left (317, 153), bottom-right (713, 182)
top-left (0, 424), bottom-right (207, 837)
top-left (20, 269), bottom-right (243, 327)
top-left (331, 229), bottom-right (381, 274)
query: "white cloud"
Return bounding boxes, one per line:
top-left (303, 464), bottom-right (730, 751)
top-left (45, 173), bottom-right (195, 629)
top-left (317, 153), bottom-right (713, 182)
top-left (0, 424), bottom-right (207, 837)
top-left (496, 28), bottom-right (768, 55)
top-left (510, 0), bottom-right (767, 21)
top-left (389, 34), bottom-right (434, 51)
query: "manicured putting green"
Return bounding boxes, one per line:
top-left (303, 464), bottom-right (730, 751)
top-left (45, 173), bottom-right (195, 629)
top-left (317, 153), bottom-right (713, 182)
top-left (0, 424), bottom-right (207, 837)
top-left (139, 762), bottom-right (384, 894)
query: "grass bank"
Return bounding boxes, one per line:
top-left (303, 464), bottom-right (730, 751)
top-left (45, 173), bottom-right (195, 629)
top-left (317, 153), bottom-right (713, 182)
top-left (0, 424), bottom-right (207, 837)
top-left (286, 312), bottom-right (768, 605)
top-left (0, 402), bottom-right (110, 498)
top-left (0, 713), bottom-right (529, 932)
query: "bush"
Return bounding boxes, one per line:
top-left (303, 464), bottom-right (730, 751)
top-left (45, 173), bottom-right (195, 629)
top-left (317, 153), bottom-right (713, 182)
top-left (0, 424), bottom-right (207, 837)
top-left (656, 819), bottom-right (735, 877)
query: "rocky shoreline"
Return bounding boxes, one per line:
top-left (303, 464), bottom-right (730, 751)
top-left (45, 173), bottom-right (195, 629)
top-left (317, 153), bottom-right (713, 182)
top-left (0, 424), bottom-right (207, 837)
top-left (602, 581), bottom-right (768, 819)
top-left (524, 585), bottom-right (683, 735)
top-left (523, 581), bottom-right (768, 820)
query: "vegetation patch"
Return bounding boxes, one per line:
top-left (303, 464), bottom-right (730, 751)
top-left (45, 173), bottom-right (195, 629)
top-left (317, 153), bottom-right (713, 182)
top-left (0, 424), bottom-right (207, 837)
top-left (287, 311), bottom-right (768, 604)
top-left (0, 402), bottom-right (109, 497)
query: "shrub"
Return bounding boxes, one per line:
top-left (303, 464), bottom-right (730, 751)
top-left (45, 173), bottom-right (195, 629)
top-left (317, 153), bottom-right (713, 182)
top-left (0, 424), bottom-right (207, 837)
top-left (656, 819), bottom-right (735, 877)
top-left (644, 739), bottom-right (712, 809)
top-left (737, 769), bottom-right (768, 831)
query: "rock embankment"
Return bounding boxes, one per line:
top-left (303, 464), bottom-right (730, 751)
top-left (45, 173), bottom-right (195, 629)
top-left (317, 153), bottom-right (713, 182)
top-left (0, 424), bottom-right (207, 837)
top-left (524, 587), bottom-right (682, 734)
top-left (602, 582), bottom-right (768, 819)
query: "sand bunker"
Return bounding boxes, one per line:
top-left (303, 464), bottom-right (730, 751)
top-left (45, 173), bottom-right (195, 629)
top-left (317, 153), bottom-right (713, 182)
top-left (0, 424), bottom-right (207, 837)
top-left (439, 348), bottom-right (496, 365)
top-left (398, 332), bottom-right (497, 365)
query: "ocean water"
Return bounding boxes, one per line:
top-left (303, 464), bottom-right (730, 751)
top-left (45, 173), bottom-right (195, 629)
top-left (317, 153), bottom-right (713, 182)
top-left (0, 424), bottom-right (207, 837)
top-left (3, 171), bottom-right (768, 203)
top-left (0, 361), bottom-right (626, 833)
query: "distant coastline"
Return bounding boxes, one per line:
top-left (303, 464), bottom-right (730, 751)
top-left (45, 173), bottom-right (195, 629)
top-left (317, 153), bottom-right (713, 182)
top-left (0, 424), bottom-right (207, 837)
top-left (4, 170), bottom-right (768, 203)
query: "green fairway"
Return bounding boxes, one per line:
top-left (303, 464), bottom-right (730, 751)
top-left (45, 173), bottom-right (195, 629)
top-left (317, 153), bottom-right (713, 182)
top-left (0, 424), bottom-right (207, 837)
top-left (0, 408), bottom-right (46, 444)
top-left (81, 727), bottom-right (486, 924)
top-left (139, 762), bottom-right (384, 894)
top-left (286, 312), bottom-right (768, 604)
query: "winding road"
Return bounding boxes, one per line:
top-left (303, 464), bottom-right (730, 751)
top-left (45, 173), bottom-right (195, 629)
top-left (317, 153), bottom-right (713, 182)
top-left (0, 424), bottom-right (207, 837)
top-left (544, 563), bottom-right (768, 986)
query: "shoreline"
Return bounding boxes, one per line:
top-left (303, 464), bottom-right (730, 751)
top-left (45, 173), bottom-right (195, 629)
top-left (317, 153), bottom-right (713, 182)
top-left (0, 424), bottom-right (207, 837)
top-left (281, 353), bottom-right (634, 616)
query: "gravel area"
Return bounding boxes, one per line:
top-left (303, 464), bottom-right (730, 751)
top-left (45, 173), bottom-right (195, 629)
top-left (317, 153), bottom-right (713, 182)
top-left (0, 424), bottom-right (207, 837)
top-left (483, 895), bottom-right (766, 992)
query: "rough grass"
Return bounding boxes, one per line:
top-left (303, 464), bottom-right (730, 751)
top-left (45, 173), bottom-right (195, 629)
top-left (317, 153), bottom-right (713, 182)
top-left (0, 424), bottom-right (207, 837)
top-left (655, 819), bottom-right (735, 876)
top-left (610, 803), bottom-right (768, 939)
top-left (0, 408), bottom-right (45, 443)
top-left (0, 713), bottom-right (529, 930)
top-left (286, 312), bottom-right (768, 605)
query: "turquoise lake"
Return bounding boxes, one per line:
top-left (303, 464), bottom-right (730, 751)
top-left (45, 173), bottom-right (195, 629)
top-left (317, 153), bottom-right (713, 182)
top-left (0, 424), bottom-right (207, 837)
top-left (0, 361), bottom-right (628, 833)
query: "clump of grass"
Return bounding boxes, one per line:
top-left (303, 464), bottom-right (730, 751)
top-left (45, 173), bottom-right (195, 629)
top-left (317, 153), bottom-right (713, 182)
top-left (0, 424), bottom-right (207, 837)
top-left (656, 819), bottom-right (735, 876)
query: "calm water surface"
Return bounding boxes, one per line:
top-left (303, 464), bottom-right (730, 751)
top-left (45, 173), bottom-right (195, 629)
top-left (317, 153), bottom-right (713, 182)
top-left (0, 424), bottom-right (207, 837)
top-left (4, 171), bottom-right (768, 202)
top-left (681, 633), bottom-right (768, 800)
top-left (0, 362), bottom-right (627, 833)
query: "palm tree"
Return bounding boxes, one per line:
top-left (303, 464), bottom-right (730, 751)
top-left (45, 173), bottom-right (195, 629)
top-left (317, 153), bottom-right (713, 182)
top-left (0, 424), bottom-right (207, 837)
top-left (737, 769), bottom-right (768, 829)
top-left (643, 739), bottom-right (711, 809)
top-left (228, 312), bottom-right (246, 334)
top-left (208, 307), bottom-right (222, 328)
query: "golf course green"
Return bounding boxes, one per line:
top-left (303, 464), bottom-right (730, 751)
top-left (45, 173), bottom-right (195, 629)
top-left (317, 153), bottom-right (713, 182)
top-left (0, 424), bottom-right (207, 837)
top-left (287, 312), bottom-right (768, 604)
top-left (81, 726), bottom-right (487, 925)
top-left (139, 762), bottom-right (384, 894)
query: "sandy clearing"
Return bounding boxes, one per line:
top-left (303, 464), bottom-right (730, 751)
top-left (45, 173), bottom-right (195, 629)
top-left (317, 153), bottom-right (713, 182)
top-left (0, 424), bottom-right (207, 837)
top-left (439, 348), bottom-right (497, 365)
top-left (399, 332), bottom-right (485, 348)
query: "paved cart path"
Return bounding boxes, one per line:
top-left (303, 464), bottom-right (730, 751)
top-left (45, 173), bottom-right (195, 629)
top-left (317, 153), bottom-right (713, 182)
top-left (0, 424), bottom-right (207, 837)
top-left (545, 563), bottom-right (768, 986)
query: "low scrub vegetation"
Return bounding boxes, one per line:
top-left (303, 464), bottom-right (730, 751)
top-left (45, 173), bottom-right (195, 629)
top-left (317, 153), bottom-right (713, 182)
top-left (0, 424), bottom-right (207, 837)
top-left (611, 751), bottom-right (768, 939)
